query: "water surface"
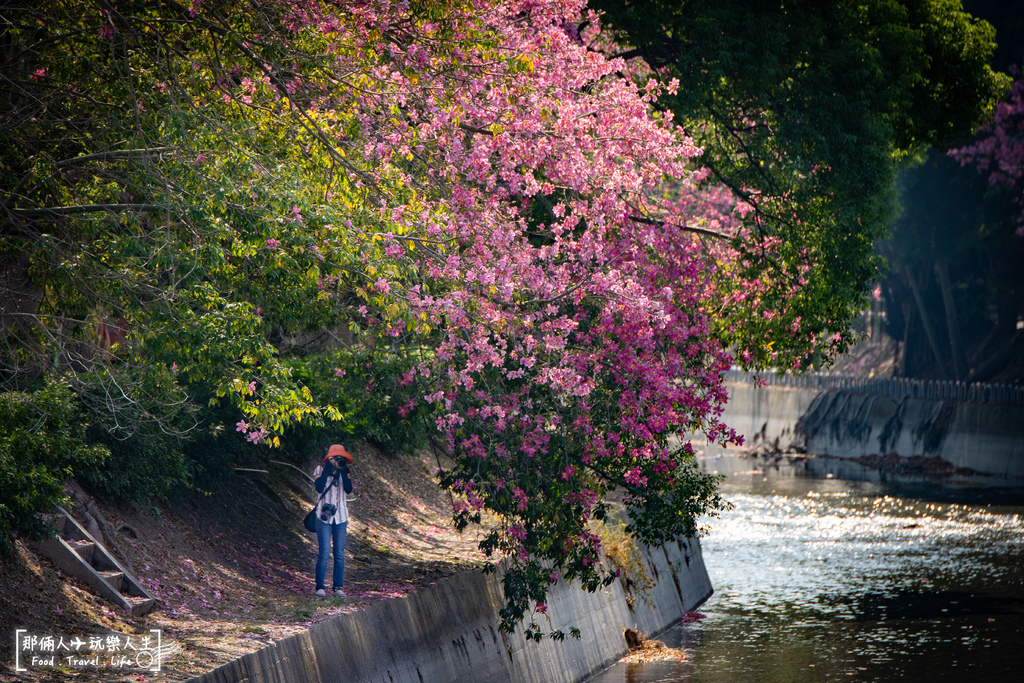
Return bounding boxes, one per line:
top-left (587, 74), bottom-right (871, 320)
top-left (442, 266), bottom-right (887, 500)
top-left (588, 456), bottom-right (1024, 682)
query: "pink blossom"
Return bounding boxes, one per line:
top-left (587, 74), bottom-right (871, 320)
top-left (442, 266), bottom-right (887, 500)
top-left (950, 70), bottom-right (1024, 235)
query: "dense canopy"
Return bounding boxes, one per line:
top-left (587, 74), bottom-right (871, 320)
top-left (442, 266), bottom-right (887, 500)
top-left (0, 0), bottom-right (1004, 635)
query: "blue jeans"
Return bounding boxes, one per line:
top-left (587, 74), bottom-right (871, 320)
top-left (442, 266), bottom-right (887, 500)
top-left (315, 517), bottom-right (347, 590)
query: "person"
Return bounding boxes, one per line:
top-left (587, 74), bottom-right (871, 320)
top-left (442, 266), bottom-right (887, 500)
top-left (312, 444), bottom-right (353, 597)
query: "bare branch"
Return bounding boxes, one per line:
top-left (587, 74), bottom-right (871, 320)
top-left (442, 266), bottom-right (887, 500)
top-left (627, 214), bottom-right (734, 241)
top-left (9, 204), bottom-right (165, 216)
top-left (56, 147), bottom-right (174, 167)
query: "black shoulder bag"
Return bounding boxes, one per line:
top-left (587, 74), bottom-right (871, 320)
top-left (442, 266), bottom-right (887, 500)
top-left (304, 471), bottom-right (337, 533)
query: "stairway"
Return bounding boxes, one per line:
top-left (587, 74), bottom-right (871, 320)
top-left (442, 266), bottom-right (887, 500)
top-left (32, 507), bottom-right (156, 616)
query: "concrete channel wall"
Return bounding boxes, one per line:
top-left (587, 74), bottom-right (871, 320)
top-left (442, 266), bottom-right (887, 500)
top-left (187, 537), bottom-right (712, 683)
top-left (722, 382), bottom-right (1024, 480)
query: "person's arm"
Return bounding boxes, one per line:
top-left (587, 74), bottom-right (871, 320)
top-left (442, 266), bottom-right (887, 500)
top-left (314, 465), bottom-right (331, 493)
top-left (340, 464), bottom-right (353, 494)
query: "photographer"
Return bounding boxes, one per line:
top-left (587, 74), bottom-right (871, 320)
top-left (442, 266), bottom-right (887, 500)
top-left (312, 444), bottom-right (354, 597)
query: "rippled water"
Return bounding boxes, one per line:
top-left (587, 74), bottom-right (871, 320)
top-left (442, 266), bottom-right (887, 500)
top-left (588, 457), bottom-right (1024, 682)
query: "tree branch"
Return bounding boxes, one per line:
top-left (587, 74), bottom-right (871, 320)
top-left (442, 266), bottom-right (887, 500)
top-left (627, 214), bottom-right (734, 241)
top-left (56, 148), bottom-right (173, 167)
top-left (9, 204), bottom-right (165, 216)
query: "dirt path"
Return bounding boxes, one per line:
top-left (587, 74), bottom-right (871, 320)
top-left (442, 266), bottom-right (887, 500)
top-left (1, 444), bottom-right (494, 682)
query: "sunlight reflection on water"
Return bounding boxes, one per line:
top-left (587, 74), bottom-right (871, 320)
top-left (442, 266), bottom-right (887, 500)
top-left (587, 458), bottom-right (1024, 683)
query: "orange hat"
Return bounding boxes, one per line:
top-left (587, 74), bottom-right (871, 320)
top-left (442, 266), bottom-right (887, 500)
top-left (324, 444), bottom-right (353, 465)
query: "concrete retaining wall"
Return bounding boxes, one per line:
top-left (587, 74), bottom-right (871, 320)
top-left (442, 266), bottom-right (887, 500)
top-left (187, 537), bottom-right (712, 683)
top-left (722, 382), bottom-right (1024, 479)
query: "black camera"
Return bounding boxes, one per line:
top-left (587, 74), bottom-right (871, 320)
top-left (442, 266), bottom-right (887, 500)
top-left (319, 503), bottom-right (337, 521)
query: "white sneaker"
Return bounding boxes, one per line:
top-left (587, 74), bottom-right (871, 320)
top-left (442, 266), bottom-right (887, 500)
top-left (333, 588), bottom-right (346, 597)
top-left (315, 589), bottom-right (327, 597)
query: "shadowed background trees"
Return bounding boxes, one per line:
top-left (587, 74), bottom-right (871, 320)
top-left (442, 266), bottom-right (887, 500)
top-left (877, 0), bottom-right (1024, 382)
top-left (592, 0), bottom-right (1007, 371)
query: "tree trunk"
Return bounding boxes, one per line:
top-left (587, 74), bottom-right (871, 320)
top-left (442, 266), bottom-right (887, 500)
top-left (904, 267), bottom-right (952, 378)
top-left (897, 298), bottom-right (912, 377)
top-left (933, 260), bottom-right (966, 379)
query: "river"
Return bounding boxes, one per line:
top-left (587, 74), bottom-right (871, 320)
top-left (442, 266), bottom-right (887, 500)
top-left (588, 454), bottom-right (1024, 682)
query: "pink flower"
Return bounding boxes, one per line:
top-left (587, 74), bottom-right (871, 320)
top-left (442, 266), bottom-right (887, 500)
top-left (235, 420), bottom-right (249, 433)
top-left (30, 67), bottom-right (46, 81)
top-left (266, 238), bottom-right (279, 250)
top-left (623, 467), bottom-right (647, 487)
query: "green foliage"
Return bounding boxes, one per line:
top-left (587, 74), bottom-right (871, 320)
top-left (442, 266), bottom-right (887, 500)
top-left (79, 427), bottom-right (194, 504)
top-left (69, 363), bottom-right (197, 501)
top-left (593, 0), bottom-right (1008, 368)
top-left (0, 379), bottom-right (108, 559)
top-left (283, 349), bottom-right (430, 456)
top-left (0, 0), bottom-right (370, 440)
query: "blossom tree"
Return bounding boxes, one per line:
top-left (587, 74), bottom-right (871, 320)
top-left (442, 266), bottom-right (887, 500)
top-left (2, 0), bottom-right (746, 635)
top-left (950, 70), bottom-right (1024, 236)
top-left (282, 0), bottom-right (746, 636)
